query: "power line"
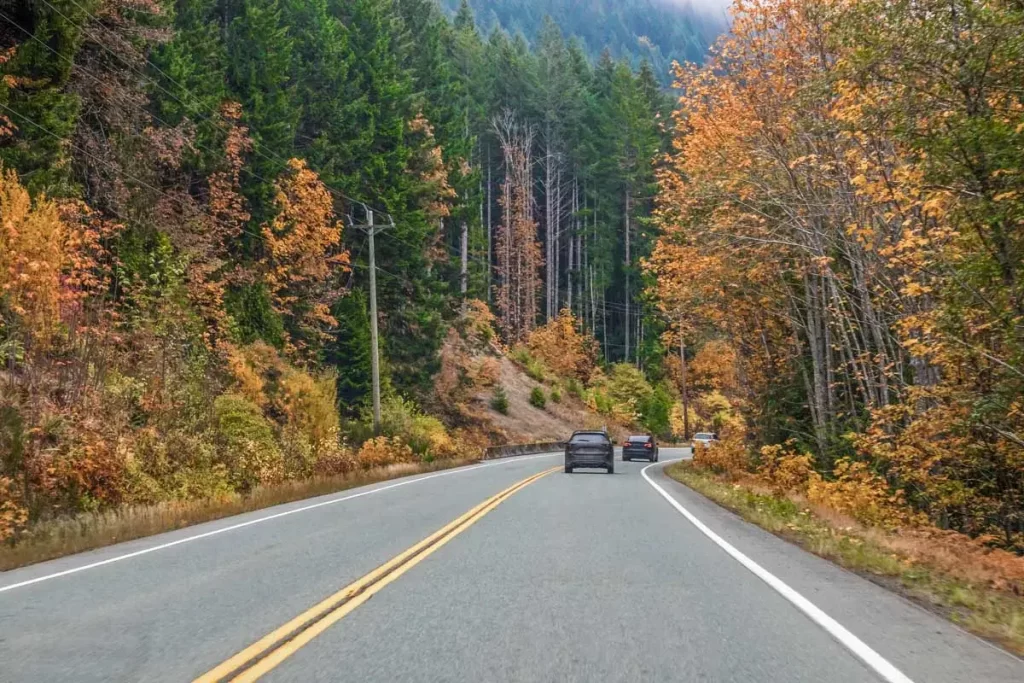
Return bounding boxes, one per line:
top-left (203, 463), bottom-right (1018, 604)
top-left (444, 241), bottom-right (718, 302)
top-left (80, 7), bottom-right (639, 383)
top-left (33, 0), bottom-right (397, 223)
top-left (0, 101), bottom-right (389, 290)
top-left (0, 9), bottom-right (409, 291)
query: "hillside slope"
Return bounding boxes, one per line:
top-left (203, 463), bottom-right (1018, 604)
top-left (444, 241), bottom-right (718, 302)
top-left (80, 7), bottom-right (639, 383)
top-left (434, 313), bottom-right (630, 445)
top-left (472, 356), bottom-right (627, 442)
top-left (441, 0), bottom-right (728, 78)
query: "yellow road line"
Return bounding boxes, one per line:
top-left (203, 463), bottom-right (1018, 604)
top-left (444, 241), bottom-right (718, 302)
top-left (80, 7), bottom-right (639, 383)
top-left (195, 466), bottom-right (559, 683)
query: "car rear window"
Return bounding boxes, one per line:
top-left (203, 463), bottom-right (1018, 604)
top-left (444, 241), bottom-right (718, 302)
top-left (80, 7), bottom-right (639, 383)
top-left (695, 433), bottom-right (715, 439)
top-left (570, 433), bottom-right (608, 444)
top-left (628, 436), bottom-right (650, 443)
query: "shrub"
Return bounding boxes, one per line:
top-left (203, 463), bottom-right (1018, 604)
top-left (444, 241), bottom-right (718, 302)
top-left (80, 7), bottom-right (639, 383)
top-left (564, 377), bottom-right (584, 399)
top-left (526, 359), bottom-right (548, 383)
top-left (510, 346), bottom-right (549, 383)
top-left (407, 414), bottom-right (458, 460)
top-left (311, 445), bottom-right (355, 478)
top-left (279, 368), bottom-right (341, 455)
top-left (374, 395), bottom-right (460, 460)
top-left (550, 387), bottom-right (562, 403)
top-left (639, 385), bottom-right (674, 437)
top-left (227, 343), bottom-right (341, 455)
top-left (458, 299), bottom-right (497, 348)
top-left (473, 357), bottom-right (502, 387)
top-left (604, 363), bottom-right (654, 410)
top-left (356, 436), bottom-right (416, 470)
top-left (529, 387), bottom-right (547, 410)
top-left (213, 393), bottom-right (284, 491)
top-left (48, 424), bottom-right (129, 513)
top-left (587, 388), bottom-right (616, 416)
top-left (129, 427), bottom-right (231, 503)
top-left (509, 346), bottom-right (532, 366)
top-left (490, 386), bottom-right (510, 415)
top-left (808, 458), bottom-right (922, 529)
top-left (692, 431), bottom-right (749, 477)
top-left (757, 442), bottom-right (816, 496)
top-left (0, 476), bottom-right (28, 542)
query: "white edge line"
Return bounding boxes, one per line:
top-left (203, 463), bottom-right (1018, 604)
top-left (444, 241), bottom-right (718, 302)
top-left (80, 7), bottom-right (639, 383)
top-left (0, 452), bottom-right (561, 594)
top-left (641, 460), bottom-right (915, 683)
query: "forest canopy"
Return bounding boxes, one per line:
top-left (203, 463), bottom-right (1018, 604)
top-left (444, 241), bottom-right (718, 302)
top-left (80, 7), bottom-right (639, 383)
top-left (0, 0), bottom-right (674, 539)
top-left (438, 0), bottom-right (727, 79)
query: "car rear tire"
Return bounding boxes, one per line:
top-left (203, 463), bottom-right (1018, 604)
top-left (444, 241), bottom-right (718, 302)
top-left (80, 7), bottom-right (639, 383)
top-left (565, 465), bottom-right (573, 474)
top-left (624, 455), bottom-right (631, 462)
top-left (607, 463), bottom-right (615, 475)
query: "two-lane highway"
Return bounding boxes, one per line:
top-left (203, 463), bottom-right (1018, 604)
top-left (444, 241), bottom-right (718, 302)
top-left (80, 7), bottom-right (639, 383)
top-left (1, 449), bottom-right (1021, 682)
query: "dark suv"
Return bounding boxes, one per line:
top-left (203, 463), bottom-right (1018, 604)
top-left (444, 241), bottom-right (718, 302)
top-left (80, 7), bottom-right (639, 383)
top-left (623, 435), bottom-right (658, 462)
top-left (565, 431), bottom-right (615, 474)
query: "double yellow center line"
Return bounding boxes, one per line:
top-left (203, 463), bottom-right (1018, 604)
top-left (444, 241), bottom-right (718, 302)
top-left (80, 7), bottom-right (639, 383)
top-left (195, 466), bottom-right (559, 683)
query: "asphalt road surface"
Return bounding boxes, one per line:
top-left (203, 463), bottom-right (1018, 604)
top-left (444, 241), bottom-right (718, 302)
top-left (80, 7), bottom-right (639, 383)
top-left (1, 449), bottom-right (1022, 682)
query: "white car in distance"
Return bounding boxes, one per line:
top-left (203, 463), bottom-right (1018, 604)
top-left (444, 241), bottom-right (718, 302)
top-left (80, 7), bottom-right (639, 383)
top-left (692, 432), bottom-right (719, 448)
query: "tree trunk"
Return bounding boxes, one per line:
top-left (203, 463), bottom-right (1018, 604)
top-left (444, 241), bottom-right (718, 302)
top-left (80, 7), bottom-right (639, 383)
top-left (460, 221), bottom-right (468, 298)
top-left (545, 124), bottom-right (554, 321)
top-left (680, 333), bottom-right (690, 441)
top-left (485, 152), bottom-right (493, 305)
top-left (624, 190), bottom-right (631, 363)
top-left (555, 164), bottom-right (561, 314)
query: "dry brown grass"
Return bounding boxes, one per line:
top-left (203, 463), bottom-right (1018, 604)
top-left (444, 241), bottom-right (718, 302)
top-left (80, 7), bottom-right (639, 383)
top-left (0, 458), bottom-right (476, 571)
top-left (877, 528), bottom-right (1024, 595)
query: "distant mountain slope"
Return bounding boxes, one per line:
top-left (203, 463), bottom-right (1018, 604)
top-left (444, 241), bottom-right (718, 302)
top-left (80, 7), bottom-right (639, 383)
top-left (440, 0), bottom-right (728, 79)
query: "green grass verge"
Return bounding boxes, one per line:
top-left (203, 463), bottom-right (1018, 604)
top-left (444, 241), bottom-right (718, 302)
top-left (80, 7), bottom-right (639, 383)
top-left (1, 458), bottom-right (477, 572)
top-left (666, 461), bottom-right (1024, 655)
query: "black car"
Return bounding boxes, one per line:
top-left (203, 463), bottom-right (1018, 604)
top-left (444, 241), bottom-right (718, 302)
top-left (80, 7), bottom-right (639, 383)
top-left (565, 431), bottom-right (615, 474)
top-left (622, 435), bottom-right (658, 462)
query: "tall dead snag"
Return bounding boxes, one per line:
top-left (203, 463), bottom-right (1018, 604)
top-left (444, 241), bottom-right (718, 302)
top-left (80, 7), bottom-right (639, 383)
top-left (492, 111), bottom-right (541, 342)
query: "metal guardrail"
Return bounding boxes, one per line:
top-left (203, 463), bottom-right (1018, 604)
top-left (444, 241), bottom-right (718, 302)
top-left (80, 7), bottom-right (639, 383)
top-left (482, 442), bottom-right (566, 461)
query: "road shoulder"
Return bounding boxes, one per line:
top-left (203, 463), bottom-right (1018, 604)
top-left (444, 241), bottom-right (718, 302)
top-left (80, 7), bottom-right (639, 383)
top-left (645, 461), bottom-right (1024, 683)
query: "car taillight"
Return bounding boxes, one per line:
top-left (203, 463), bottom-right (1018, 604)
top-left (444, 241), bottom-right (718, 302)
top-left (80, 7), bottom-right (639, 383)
top-left (644, 443), bottom-right (652, 449)
top-left (623, 441), bottom-right (629, 447)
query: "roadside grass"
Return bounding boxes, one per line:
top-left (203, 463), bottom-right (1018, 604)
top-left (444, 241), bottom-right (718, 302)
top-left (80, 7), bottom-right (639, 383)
top-left (0, 458), bottom-right (477, 572)
top-left (666, 461), bottom-right (1024, 655)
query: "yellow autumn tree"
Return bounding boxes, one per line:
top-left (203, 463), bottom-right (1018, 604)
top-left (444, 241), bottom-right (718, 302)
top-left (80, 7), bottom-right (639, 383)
top-left (0, 165), bottom-right (110, 351)
top-left (262, 159), bottom-right (351, 352)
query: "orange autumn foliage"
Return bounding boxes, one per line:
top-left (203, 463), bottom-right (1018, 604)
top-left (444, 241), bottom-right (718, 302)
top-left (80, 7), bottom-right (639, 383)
top-left (0, 476), bottom-right (27, 542)
top-left (525, 308), bottom-right (598, 380)
top-left (0, 165), bottom-right (113, 350)
top-left (356, 436), bottom-right (417, 470)
top-left (262, 159), bottom-right (350, 349)
top-left (650, 0), bottom-right (1024, 548)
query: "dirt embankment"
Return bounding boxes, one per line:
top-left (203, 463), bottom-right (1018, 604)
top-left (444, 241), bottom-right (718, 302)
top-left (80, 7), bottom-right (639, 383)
top-left (468, 356), bottom-right (627, 444)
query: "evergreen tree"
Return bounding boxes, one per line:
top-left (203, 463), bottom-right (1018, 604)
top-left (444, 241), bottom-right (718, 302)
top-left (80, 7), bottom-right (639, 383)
top-left (327, 289), bottom-right (373, 413)
top-left (0, 0), bottom-right (90, 194)
top-left (227, 0), bottom-right (298, 224)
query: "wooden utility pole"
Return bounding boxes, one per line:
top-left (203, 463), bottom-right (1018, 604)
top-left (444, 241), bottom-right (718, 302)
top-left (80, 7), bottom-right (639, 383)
top-left (351, 207), bottom-right (389, 434)
top-left (367, 211), bottom-right (383, 433)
